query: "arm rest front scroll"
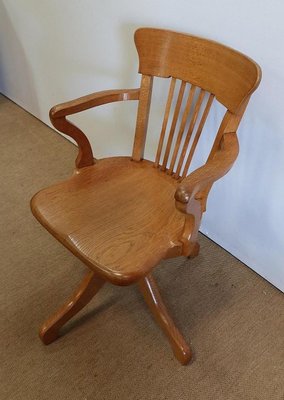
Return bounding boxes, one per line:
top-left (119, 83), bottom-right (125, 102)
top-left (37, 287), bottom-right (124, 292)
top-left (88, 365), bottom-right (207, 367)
top-left (175, 132), bottom-right (239, 214)
top-left (174, 132), bottom-right (239, 256)
top-left (49, 88), bottom-right (140, 169)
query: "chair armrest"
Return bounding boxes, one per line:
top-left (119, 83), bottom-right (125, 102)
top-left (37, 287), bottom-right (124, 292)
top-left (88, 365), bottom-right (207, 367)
top-left (175, 132), bottom-right (239, 213)
top-left (49, 88), bottom-right (140, 169)
top-left (50, 88), bottom-right (140, 118)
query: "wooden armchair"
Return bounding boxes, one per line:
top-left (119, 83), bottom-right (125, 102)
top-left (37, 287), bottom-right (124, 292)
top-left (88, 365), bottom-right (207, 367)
top-left (31, 28), bottom-right (261, 364)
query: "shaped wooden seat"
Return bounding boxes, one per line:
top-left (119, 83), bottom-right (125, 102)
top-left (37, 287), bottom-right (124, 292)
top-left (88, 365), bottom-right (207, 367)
top-left (31, 28), bottom-right (261, 365)
top-left (31, 157), bottom-right (185, 285)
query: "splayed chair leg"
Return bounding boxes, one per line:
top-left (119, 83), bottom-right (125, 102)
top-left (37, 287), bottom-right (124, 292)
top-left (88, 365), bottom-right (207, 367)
top-left (138, 274), bottom-right (192, 365)
top-left (188, 242), bottom-right (200, 259)
top-left (39, 271), bottom-right (105, 345)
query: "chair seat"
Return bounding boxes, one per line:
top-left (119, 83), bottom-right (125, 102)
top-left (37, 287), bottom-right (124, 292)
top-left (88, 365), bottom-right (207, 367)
top-left (31, 157), bottom-right (184, 285)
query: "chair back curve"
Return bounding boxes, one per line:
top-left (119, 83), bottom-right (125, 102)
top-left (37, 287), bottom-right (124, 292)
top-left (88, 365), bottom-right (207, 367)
top-left (132, 27), bottom-right (261, 177)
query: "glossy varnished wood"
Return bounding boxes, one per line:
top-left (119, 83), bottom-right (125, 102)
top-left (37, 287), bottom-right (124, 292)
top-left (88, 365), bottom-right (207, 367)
top-left (132, 75), bottom-right (153, 161)
top-left (161, 80), bottom-right (186, 170)
top-left (50, 89), bottom-right (140, 168)
top-left (175, 89), bottom-right (206, 177)
top-left (154, 77), bottom-right (177, 167)
top-left (181, 93), bottom-right (215, 178)
top-left (175, 133), bottom-right (239, 215)
top-left (135, 28), bottom-right (261, 112)
top-left (138, 274), bottom-right (192, 365)
top-left (40, 271), bottom-right (105, 344)
top-left (31, 157), bottom-right (185, 285)
top-left (31, 27), bottom-right (261, 364)
top-left (168, 84), bottom-right (197, 174)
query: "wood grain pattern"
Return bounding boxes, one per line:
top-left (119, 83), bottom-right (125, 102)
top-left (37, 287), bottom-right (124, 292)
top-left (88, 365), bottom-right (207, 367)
top-left (175, 132), bottom-right (239, 213)
top-left (168, 84), bottom-right (197, 174)
top-left (50, 89), bottom-right (140, 168)
top-left (132, 75), bottom-right (153, 161)
top-left (174, 89), bottom-right (206, 178)
top-left (40, 271), bottom-right (105, 345)
top-left (138, 274), bottom-right (192, 365)
top-left (51, 116), bottom-right (95, 169)
top-left (31, 157), bottom-right (185, 286)
top-left (154, 77), bottom-right (176, 167)
top-left (161, 80), bottom-right (186, 170)
top-left (135, 28), bottom-right (261, 112)
top-left (181, 93), bottom-right (215, 178)
top-left (31, 27), bottom-right (261, 364)
top-left (50, 89), bottom-right (140, 118)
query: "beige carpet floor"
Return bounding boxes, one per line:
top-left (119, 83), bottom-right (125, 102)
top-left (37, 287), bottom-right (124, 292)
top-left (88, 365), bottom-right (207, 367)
top-left (0, 94), bottom-right (283, 400)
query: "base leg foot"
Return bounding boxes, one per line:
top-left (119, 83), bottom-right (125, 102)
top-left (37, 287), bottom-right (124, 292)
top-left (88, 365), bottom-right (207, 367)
top-left (39, 271), bottom-right (105, 345)
top-left (138, 274), bottom-right (192, 365)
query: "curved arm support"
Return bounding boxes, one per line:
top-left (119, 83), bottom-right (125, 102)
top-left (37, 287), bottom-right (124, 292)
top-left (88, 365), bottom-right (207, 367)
top-left (49, 88), bottom-right (140, 169)
top-left (50, 116), bottom-right (95, 169)
top-left (50, 88), bottom-right (140, 118)
top-left (175, 132), bottom-right (239, 212)
top-left (175, 132), bottom-right (239, 256)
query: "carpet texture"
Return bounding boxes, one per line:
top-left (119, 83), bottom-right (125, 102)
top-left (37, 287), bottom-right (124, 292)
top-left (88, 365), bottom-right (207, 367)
top-left (0, 94), bottom-right (283, 400)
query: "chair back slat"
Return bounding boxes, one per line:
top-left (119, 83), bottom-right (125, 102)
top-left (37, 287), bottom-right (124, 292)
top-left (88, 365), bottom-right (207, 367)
top-left (135, 28), bottom-right (261, 113)
top-left (132, 28), bottom-right (261, 179)
top-left (132, 75), bottom-right (153, 161)
top-left (181, 93), bottom-right (215, 178)
top-left (168, 84), bottom-right (197, 174)
top-left (154, 78), bottom-right (176, 167)
top-left (174, 89), bottom-right (206, 177)
top-left (161, 80), bottom-right (186, 170)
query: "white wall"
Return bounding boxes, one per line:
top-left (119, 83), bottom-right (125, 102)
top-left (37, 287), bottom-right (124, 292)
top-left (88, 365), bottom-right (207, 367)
top-left (1, 0), bottom-right (284, 291)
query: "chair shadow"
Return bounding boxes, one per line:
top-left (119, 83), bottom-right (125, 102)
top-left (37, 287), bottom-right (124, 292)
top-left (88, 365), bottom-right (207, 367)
top-left (130, 240), bottom-right (238, 337)
top-left (60, 292), bottom-right (120, 337)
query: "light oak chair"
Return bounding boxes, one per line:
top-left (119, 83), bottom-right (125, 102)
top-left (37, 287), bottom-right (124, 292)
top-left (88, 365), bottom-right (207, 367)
top-left (31, 28), bottom-right (261, 364)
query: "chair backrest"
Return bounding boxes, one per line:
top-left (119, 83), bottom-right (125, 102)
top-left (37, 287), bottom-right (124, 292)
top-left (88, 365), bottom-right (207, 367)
top-left (132, 28), bottom-right (261, 178)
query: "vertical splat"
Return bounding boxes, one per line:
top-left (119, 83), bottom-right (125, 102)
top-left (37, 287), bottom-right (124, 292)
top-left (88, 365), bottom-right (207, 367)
top-left (181, 93), bottom-right (215, 178)
top-left (154, 78), bottom-right (176, 167)
top-left (150, 78), bottom-right (215, 179)
top-left (132, 75), bottom-right (153, 161)
top-left (168, 85), bottom-right (197, 174)
top-left (161, 80), bottom-right (187, 170)
top-left (174, 89), bottom-right (206, 177)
